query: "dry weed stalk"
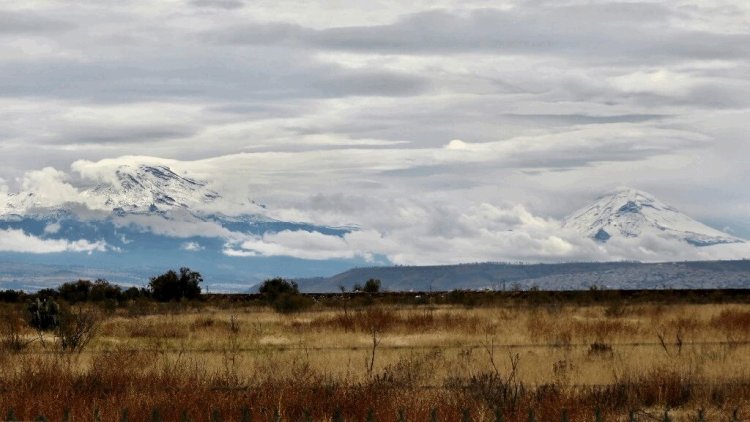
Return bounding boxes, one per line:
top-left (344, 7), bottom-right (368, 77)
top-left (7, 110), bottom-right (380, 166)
top-left (366, 326), bottom-right (381, 379)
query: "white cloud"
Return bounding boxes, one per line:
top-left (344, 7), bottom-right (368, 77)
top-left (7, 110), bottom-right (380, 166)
top-left (223, 199), bottom-right (750, 265)
top-left (609, 70), bottom-right (696, 96)
top-left (112, 212), bottom-right (240, 240)
top-left (181, 241), bottom-right (205, 251)
top-left (17, 167), bottom-right (81, 208)
top-left (0, 229), bottom-right (107, 254)
top-left (43, 222), bottom-right (61, 234)
top-left (445, 139), bottom-right (469, 150)
top-left (231, 230), bottom-right (363, 261)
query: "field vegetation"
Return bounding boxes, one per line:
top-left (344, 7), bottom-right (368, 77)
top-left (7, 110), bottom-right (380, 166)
top-left (0, 276), bottom-right (748, 421)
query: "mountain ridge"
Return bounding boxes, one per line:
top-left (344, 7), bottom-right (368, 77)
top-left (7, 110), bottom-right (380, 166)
top-left (294, 259), bottom-right (750, 293)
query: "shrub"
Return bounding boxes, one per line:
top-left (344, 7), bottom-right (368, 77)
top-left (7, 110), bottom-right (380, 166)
top-left (0, 308), bottom-right (33, 352)
top-left (272, 293), bottom-right (313, 313)
top-left (89, 279), bottom-right (123, 302)
top-left (124, 286), bottom-right (150, 301)
top-left (57, 280), bottom-right (94, 303)
top-left (259, 278), bottom-right (299, 301)
top-left (149, 268), bottom-right (202, 302)
top-left (0, 290), bottom-right (25, 303)
top-left (56, 305), bottom-right (99, 353)
top-left (363, 279), bottom-right (381, 294)
top-left (258, 278), bottom-right (312, 313)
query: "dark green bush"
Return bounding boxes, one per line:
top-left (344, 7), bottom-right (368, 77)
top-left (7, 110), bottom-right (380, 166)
top-left (258, 278), bottom-right (312, 313)
top-left (363, 279), bottom-right (382, 294)
top-left (271, 292), bottom-right (313, 313)
top-left (149, 268), bottom-right (202, 302)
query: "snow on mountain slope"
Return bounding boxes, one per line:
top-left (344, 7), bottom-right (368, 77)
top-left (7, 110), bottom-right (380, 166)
top-left (0, 165), bottom-right (222, 216)
top-left (563, 188), bottom-right (744, 246)
top-left (0, 164), bottom-right (337, 244)
top-left (81, 165), bottom-right (222, 213)
top-left (0, 164), bottom-right (361, 287)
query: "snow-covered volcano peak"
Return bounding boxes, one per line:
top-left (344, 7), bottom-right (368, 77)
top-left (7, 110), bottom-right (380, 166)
top-left (83, 164), bottom-right (220, 212)
top-left (563, 188), bottom-right (744, 246)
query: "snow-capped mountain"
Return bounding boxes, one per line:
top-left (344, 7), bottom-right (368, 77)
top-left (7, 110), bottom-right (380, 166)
top-left (563, 188), bottom-right (744, 246)
top-left (82, 165), bottom-right (221, 213)
top-left (0, 165), bottom-right (363, 290)
top-left (1, 165), bottom-right (222, 216)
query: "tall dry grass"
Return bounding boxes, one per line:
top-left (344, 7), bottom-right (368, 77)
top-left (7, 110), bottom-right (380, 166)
top-left (0, 301), bottom-right (749, 420)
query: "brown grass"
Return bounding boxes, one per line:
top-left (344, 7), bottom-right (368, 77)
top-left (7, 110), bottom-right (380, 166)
top-left (0, 301), bottom-right (749, 420)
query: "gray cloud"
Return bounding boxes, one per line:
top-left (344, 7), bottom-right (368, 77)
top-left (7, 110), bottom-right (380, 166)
top-left (0, 55), bottom-right (428, 102)
top-left (0, 10), bottom-right (74, 34)
top-left (50, 126), bottom-right (200, 145)
top-left (207, 6), bottom-right (750, 62)
top-left (0, 0), bottom-right (748, 264)
top-left (189, 0), bottom-right (244, 10)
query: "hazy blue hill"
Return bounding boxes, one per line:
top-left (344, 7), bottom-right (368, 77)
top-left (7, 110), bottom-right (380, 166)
top-left (296, 260), bottom-right (750, 292)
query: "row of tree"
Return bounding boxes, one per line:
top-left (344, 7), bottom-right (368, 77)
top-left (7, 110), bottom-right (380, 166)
top-left (22, 267), bottom-right (203, 304)
top-left (1, 269), bottom-right (381, 306)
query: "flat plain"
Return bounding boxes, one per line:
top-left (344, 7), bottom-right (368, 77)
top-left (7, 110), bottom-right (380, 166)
top-left (1, 293), bottom-right (749, 421)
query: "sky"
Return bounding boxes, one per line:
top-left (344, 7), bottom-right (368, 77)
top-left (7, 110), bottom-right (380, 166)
top-left (1, 0), bottom-right (749, 265)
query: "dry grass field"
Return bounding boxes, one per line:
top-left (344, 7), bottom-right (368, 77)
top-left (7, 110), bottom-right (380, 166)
top-left (1, 296), bottom-right (749, 421)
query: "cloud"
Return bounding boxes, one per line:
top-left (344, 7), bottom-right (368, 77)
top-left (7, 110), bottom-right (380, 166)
top-left (112, 212), bottom-right (240, 240)
top-left (609, 70), bottom-right (696, 96)
top-left (229, 230), bottom-right (362, 261)
top-left (0, 10), bottom-right (75, 35)
top-left (4, 155), bottom-right (749, 265)
top-left (207, 7), bottom-right (750, 62)
top-left (189, 0), bottom-right (245, 10)
top-left (224, 198), bottom-right (750, 265)
top-left (16, 167), bottom-right (81, 208)
top-left (181, 241), bottom-right (205, 251)
top-left (44, 222), bottom-right (61, 234)
top-left (445, 139), bottom-right (469, 150)
top-left (0, 54), bottom-right (429, 102)
top-left (0, 229), bottom-right (107, 254)
top-left (0, 0), bottom-right (748, 268)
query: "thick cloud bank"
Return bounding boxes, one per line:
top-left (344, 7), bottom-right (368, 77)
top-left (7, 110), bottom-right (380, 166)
top-left (0, 1), bottom-right (748, 263)
top-left (2, 157), bottom-right (748, 264)
top-left (0, 229), bottom-right (107, 254)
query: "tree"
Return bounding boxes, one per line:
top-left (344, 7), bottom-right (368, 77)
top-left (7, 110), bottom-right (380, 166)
top-left (258, 277), bottom-right (300, 303)
top-left (123, 286), bottom-right (148, 301)
top-left (363, 279), bottom-right (381, 294)
top-left (89, 279), bottom-right (123, 302)
top-left (57, 280), bottom-right (93, 303)
top-left (149, 268), bottom-right (202, 302)
top-left (258, 278), bottom-right (311, 313)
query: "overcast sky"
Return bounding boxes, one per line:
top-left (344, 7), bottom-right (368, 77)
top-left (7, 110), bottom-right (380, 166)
top-left (1, 0), bottom-right (749, 263)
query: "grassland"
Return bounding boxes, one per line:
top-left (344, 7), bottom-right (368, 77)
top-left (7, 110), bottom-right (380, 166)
top-left (1, 293), bottom-right (749, 421)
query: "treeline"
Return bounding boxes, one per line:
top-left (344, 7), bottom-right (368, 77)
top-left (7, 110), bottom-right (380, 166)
top-left (0, 267), bottom-right (204, 305)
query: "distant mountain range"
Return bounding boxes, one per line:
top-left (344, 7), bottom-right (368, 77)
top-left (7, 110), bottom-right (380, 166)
top-left (0, 165), bottom-right (746, 292)
top-left (296, 260), bottom-right (750, 292)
